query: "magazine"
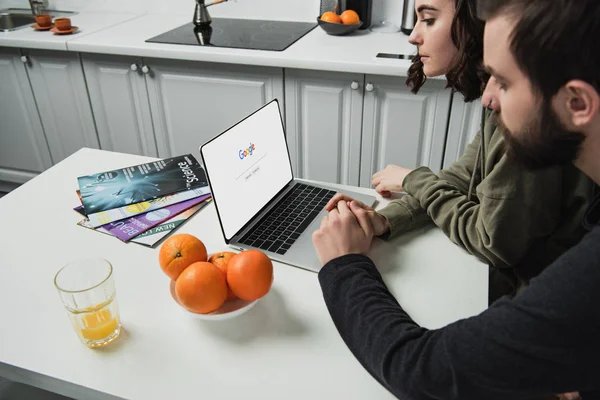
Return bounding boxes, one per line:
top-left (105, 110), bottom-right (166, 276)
top-left (76, 194), bottom-right (211, 241)
top-left (128, 202), bottom-right (211, 247)
top-left (86, 186), bottom-right (210, 228)
top-left (77, 200), bottom-right (212, 247)
top-left (77, 154), bottom-right (208, 214)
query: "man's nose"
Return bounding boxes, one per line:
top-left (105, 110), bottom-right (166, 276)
top-left (482, 78), bottom-right (500, 111)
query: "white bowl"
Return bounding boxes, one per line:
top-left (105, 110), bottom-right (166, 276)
top-left (169, 280), bottom-right (260, 321)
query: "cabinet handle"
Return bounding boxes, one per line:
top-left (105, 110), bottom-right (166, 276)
top-left (350, 81), bottom-right (359, 90)
top-left (21, 55), bottom-right (29, 64)
top-left (365, 82), bottom-right (374, 92)
top-left (130, 63), bottom-right (139, 72)
top-left (141, 65), bottom-right (150, 74)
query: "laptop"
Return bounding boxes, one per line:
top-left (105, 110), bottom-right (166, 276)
top-left (199, 99), bottom-right (376, 273)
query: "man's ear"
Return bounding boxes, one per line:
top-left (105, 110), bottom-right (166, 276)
top-left (561, 80), bottom-right (600, 128)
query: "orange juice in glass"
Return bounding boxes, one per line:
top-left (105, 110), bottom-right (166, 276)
top-left (54, 258), bottom-right (121, 348)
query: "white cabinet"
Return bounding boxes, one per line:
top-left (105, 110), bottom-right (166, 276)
top-left (285, 70), bottom-right (453, 187)
top-left (284, 69), bottom-right (364, 186)
top-left (143, 58), bottom-right (284, 158)
top-left (443, 94), bottom-right (482, 168)
top-left (0, 47), bottom-right (52, 185)
top-left (22, 49), bottom-right (99, 163)
top-left (82, 55), bottom-right (285, 159)
top-left (360, 76), bottom-right (452, 186)
top-left (82, 54), bottom-right (157, 157)
top-left (1, 46), bottom-right (466, 192)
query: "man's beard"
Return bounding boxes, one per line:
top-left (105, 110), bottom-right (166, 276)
top-left (498, 99), bottom-right (585, 170)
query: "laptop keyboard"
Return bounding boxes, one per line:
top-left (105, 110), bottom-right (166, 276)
top-left (238, 183), bottom-right (336, 255)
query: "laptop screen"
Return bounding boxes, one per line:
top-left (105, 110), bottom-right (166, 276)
top-left (200, 100), bottom-right (294, 241)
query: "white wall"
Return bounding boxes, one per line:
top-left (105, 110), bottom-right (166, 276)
top-left (1, 0), bottom-right (320, 20)
top-left (1, 0), bottom-right (402, 24)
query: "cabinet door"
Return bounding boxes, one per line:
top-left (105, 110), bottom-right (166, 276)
top-left (0, 47), bottom-right (52, 184)
top-left (284, 69), bottom-right (364, 186)
top-left (443, 94), bottom-right (482, 168)
top-left (23, 49), bottom-right (99, 163)
top-left (82, 54), bottom-right (157, 157)
top-left (359, 76), bottom-right (452, 187)
top-left (143, 58), bottom-right (284, 158)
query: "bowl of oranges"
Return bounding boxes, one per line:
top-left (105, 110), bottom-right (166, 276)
top-left (159, 234), bottom-right (273, 321)
top-left (318, 9), bottom-right (362, 36)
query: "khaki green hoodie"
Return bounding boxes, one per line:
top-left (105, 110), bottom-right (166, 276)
top-left (378, 110), bottom-right (595, 293)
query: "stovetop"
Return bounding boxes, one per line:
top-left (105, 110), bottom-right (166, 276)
top-left (146, 19), bottom-right (317, 52)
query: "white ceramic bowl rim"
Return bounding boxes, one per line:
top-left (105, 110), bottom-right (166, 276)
top-left (169, 280), bottom-right (260, 321)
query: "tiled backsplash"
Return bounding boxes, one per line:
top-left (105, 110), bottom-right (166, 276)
top-left (0, 0), bottom-right (403, 25)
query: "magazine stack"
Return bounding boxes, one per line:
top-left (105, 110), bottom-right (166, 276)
top-left (74, 154), bottom-right (212, 247)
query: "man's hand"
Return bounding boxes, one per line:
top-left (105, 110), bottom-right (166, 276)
top-left (312, 200), bottom-right (374, 265)
top-left (372, 165), bottom-right (413, 197)
top-left (324, 194), bottom-right (390, 236)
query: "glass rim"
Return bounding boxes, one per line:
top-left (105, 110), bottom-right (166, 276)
top-left (53, 258), bottom-right (113, 294)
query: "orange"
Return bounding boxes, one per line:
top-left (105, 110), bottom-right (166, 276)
top-left (175, 262), bottom-right (227, 314)
top-left (320, 11), bottom-right (342, 24)
top-left (208, 251), bottom-right (238, 300)
top-left (159, 234), bottom-right (207, 280)
top-left (340, 9), bottom-right (360, 25)
top-left (227, 250), bottom-right (273, 301)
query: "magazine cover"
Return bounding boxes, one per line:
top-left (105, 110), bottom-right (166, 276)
top-left (86, 186), bottom-right (210, 228)
top-left (77, 200), bottom-right (211, 248)
top-left (77, 154), bottom-right (208, 214)
top-left (128, 201), bottom-right (211, 247)
top-left (103, 194), bottom-right (211, 241)
top-left (74, 193), bottom-right (211, 241)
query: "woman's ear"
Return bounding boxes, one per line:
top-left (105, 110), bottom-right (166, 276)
top-left (562, 80), bottom-right (600, 129)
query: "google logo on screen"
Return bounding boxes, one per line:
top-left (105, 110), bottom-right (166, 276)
top-left (239, 143), bottom-right (256, 160)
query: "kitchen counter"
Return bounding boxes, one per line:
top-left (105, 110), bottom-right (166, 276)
top-left (0, 11), bottom-right (418, 76)
top-left (0, 11), bottom-right (140, 51)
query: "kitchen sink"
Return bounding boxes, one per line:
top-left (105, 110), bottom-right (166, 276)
top-left (0, 8), bottom-right (77, 32)
top-left (0, 12), bottom-right (35, 32)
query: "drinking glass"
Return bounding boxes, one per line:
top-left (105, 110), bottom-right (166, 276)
top-left (54, 258), bottom-right (121, 348)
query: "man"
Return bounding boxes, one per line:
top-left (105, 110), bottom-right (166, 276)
top-left (312, 0), bottom-right (600, 399)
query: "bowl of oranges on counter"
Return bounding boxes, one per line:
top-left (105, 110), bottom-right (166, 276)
top-left (159, 233), bottom-right (273, 321)
top-left (318, 9), bottom-right (362, 36)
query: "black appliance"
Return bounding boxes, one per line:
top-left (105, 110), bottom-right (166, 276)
top-left (146, 19), bottom-right (317, 52)
top-left (401, 0), bottom-right (416, 35)
top-left (343, 0), bottom-right (372, 30)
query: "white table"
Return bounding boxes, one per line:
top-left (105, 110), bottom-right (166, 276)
top-left (0, 148), bottom-right (487, 400)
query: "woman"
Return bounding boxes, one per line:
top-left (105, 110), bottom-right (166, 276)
top-left (324, 0), bottom-right (594, 302)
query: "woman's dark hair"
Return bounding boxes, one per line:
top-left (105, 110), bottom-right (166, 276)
top-left (406, 0), bottom-right (489, 102)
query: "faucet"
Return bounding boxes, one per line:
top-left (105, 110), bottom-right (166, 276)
top-left (28, 0), bottom-right (48, 15)
top-left (193, 0), bottom-right (229, 27)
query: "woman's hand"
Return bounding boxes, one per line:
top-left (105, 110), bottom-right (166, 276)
top-left (372, 165), bottom-right (413, 197)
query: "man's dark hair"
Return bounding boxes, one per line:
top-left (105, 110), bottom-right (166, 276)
top-left (477, 0), bottom-right (600, 99)
top-left (406, 0), bottom-right (489, 102)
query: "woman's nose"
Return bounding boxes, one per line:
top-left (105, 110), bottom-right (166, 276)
top-left (408, 22), bottom-right (422, 46)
